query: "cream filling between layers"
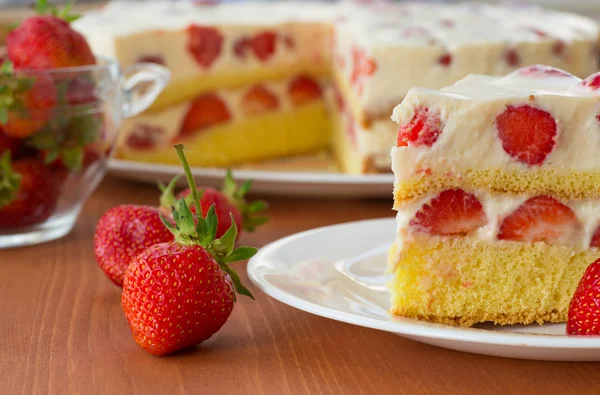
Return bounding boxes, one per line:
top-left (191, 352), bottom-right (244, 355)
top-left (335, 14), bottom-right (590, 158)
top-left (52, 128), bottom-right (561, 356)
top-left (394, 193), bottom-right (600, 252)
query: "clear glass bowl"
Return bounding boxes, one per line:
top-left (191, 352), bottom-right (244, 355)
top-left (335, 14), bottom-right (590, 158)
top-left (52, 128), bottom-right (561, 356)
top-left (0, 58), bottom-right (170, 248)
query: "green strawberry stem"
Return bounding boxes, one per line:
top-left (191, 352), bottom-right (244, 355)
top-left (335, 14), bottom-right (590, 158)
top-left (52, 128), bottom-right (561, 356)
top-left (222, 169), bottom-right (268, 232)
top-left (0, 152), bottom-right (21, 209)
top-left (160, 144), bottom-right (256, 301)
top-left (0, 61), bottom-right (35, 126)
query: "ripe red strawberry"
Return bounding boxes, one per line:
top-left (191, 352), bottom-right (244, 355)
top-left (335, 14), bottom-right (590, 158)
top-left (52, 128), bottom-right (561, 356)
top-left (0, 153), bottom-right (59, 228)
top-left (410, 189), bottom-right (487, 235)
top-left (494, 105), bottom-right (557, 166)
top-left (178, 93), bottom-right (231, 139)
top-left (288, 75), bottom-right (322, 107)
top-left (567, 258), bottom-right (600, 335)
top-left (251, 31), bottom-right (277, 62)
top-left (241, 85), bottom-right (279, 116)
top-left (516, 65), bottom-right (572, 78)
top-left (187, 25), bottom-right (223, 68)
top-left (2, 72), bottom-right (57, 139)
top-left (160, 169), bottom-right (268, 241)
top-left (94, 205), bottom-right (175, 287)
top-left (126, 124), bottom-right (165, 150)
top-left (497, 196), bottom-right (580, 244)
top-left (581, 72), bottom-right (600, 90)
top-left (397, 107), bottom-right (443, 147)
top-left (121, 144), bottom-right (257, 356)
top-left (590, 226), bottom-right (600, 248)
top-left (7, 14), bottom-right (95, 70)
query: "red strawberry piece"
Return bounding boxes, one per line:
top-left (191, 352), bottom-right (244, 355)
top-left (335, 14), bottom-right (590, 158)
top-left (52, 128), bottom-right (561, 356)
top-left (438, 53), bottom-right (452, 67)
top-left (0, 155), bottom-right (59, 228)
top-left (288, 75), bottom-right (323, 106)
top-left (282, 34), bottom-right (295, 50)
top-left (136, 54), bottom-right (166, 65)
top-left (126, 124), bottom-right (166, 150)
top-left (397, 107), bottom-right (443, 147)
top-left (94, 205), bottom-right (175, 287)
top-left (233, 37), bottom-right (251, 59)
top-left (581, 72), bottom-right (600, 90)
top-left (497, 196), bottom-right (580, 244)
top-left (126, 124), bottom-right (165, 150)
top-left (351, 47), bottom-right (377, 84)
top-left (251, 31), bottom-right (277, 62)
top-left (504, 48), bottom-right (520, 67)
top-left (567, 258), bottom-right (600, 335)
top-left (590, 225), bottom-right (600, 248)
top-left (494, 105), bottom-right (557, 166)
top-left (515, 65), bottom-right (572, 78)
top-left (409, 189), bottom-right (487, 236)
top-left (179, 93), bottom-right (231, 139)
top-left (553, 40), bottom-right (565, 57)
top-left (187, 25), bottom-right (223, 68)
top-left (7, 16), bottom-right (96, 69)
top-left (241, 85), bottom-right (279, 116)
top-left (66, 76), bottom-right (97, 106)
top-left (121, 145), bottom-right (257, 356)
top-left (4, 74), bottom-right (58, 139)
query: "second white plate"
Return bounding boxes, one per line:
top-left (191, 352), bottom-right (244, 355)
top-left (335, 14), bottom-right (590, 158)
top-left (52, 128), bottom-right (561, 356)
top-left (109, 158), bottom-right (394, 198)
top-left (247, 218), bottom-right (600, 361)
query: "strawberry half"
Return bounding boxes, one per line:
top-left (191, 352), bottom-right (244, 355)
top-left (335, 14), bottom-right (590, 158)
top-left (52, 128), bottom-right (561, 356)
top-left (93, 205), bottom-right (175, 287)
top-left (397, 107), bottom-right (443, 147)
top-left (241, 85), bottom-right (279, 116)
top-left (288, 75), bottom-right (322, 107)
top-left (495, 105), bottom-right (557, 166)
top-left (497, 196), bottom-right (580, 244)
top-left (187, 25), bottom-right (223, 69)
top-left (178, 93), bottom-right (231, 139)
top-left (251, 31), bottom-right (277, 62)
top-left (410, 189), bottom-right (487, 236)
top-left (590, 225), bottom-right (600, 248)
top-left (581, 72), bottom-right (600, 90)
top-left (121, 144), bottom-right (257, 356)
top-left (159, 169), bottom-right (268, 241)
top-left (567, 258), bottom-right (600, 335)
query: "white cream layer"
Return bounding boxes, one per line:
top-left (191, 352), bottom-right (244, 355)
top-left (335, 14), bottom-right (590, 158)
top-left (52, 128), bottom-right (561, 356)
top-left (391, 68), bottom-right (600, 181)
top-left (395, 192), bottom-right (600, 252)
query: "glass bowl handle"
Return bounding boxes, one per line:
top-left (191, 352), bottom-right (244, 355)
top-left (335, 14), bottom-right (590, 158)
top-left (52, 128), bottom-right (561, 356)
top-left (120, 63), bottom-right (171, 118)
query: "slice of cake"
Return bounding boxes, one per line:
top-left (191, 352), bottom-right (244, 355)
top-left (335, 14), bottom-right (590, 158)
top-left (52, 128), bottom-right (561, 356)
top-left (73, 1), bottom-right (600, 173)
top-left (387, 65), bottom-right (600, 327)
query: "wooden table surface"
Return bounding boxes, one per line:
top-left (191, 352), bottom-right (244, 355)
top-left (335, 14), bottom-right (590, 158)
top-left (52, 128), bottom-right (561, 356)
top-left (1, 175), bottom-right (600, 395)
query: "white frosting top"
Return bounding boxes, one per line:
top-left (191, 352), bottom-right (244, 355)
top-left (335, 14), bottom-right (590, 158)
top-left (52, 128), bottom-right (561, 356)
top-left (391, 66), bottom-right (600, 179)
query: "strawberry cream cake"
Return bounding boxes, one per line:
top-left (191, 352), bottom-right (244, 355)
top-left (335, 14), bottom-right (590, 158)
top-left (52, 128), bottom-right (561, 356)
top-left (387, 65), bottom-right (600, 326)
top-left (73, 1), bottom-right (600, 172)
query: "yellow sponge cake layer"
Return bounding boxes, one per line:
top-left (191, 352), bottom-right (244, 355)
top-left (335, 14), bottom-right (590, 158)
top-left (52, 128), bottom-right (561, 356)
top-left (387, 236), bottom-right (600, 327)
top-left (393, 169), bottom-right (600, 205)
top-left (118, 102), bottom-right (331, 168)
top-left (149, 64), bottom-right (330, 113)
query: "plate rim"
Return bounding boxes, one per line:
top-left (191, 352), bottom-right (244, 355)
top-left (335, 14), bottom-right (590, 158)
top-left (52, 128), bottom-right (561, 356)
top-left (247, 217), bottom-right (600, 349)
top-left (108, 158), bottom-right (395, 185)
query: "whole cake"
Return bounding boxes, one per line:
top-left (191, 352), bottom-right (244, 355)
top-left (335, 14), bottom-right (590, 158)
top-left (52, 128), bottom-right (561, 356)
top-left (73, 0), bottom-right (600, 173)
top-left (387, 65), bottom-right (600, 326)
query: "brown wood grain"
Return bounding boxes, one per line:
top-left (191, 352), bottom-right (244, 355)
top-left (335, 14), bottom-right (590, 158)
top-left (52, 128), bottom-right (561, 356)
top-left (1, 175), bottom-right (599, 395)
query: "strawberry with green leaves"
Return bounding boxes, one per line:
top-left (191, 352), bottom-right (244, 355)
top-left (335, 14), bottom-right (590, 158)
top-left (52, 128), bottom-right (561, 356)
top-left (121, 144), bottom-right (257, 356)
top-left (159, 169), bottom-right (268, 241)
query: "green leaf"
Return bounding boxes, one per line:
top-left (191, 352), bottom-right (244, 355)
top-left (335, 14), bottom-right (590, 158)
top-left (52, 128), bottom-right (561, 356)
top-left (175, 198), bottom-right (195, 237)
top-left (218, 213), bottom-right (238, 256)
top-left (0, 108), bottom-right (7, 125)
top-left (159, 213), bottom-right (176, 232)
top-left (219, 262), bottom-right (255, 301)
top-left (0, 61), bottom-right (13, 74)
top-left (158, 175), bottom-right (181, 209)
top-left (195, 215), bottom-right (208, 244)
top-left (0, 152), bottom-right (22, 209)
top-left (237, 180), bottom-right (252, 199)
top-left (205, 204), bottom-right (217, 242)
top-left (43, 149), bottom-right (60, 165)
top-left (60, 148), bottom-right (83, 172)
top-left (222, 168), bottom-right (236, 198)
top-left (243, 216), bottom-right (269, 232)
top-left (247, 200), bottom-right (268, 214)
top-left (224, 246), bottom-right (258, 263)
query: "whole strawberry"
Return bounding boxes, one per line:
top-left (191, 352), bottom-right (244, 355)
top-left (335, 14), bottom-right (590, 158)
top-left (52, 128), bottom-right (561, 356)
top-left (0, 152), bottom-right (59, 228)
top-left (567, 258), bottom-right (600, 335)
top-left (121, 144), bottom-right (256, 356)
top-left (159, 169), bottom-right (268, 241)
top-left (6, 0), bottom-right (96, 70)
top-left (93, 205), bottom-right (175, 287)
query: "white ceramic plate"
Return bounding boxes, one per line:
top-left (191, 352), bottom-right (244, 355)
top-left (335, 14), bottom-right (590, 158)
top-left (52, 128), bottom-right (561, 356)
top-left (108, 158), bottom-right (394, 198)
top-left (247, 217), bottom-right (600, 361)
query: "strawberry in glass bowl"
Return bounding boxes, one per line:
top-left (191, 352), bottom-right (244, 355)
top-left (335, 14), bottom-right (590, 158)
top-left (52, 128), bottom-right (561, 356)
top-left (0, 1), bottom-right (170, 248)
